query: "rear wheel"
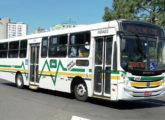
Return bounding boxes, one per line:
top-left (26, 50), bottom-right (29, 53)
top-left (16, 73), bottom-right (24, 89)
top-left (74, 82), bottom-right (88, 101)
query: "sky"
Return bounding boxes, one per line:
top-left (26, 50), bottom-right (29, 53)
top-left (0, 0), bottom-right (112, 34)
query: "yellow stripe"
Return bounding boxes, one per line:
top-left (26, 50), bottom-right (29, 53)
top-left (89, 74), bottom-right (92, 78)
top-left (0, 68), bottom-right (28, 72)
top-left (111, 76), bottom-right (120, 80)
top-left (38, 71), bottom-right (86, 77)
top-left (131, 82), bottom-right (146, 86)
top-left (131, 81), bottom-right (163, 87)
top-left (92, 96), bottom-right (110, 101)
top-left (29, 85), bottom-right (38, 90)
top-left (150, 81), bottom-right (163, 86)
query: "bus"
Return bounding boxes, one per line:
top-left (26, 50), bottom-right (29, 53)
top-left (0, 19), bottom-right (165, 101)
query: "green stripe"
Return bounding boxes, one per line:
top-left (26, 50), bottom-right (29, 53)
top-left (0, 65), bottom-right (12, 68)
top-left (0, 62), bottom-right (28, 80)
top-left (89, 69), bottom-right (92, 73)
top-left (128, 77), bottom-right (164, 81)
top-left (71, 68), bottom-right (85, 72)
top-left (14, 65), bottom-right (22, 68)
top-left (111, 71), bottom-right (120, 74)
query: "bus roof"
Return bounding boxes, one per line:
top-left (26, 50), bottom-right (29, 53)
top-left (0, 20), bottom-right (119, 42)
top-left (0, 19), bottom-right (163, 42)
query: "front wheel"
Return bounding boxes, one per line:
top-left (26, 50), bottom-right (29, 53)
top-left (16, 73), bottom-right (24, 89)
top-left (74, 82), bottom-right (88, 101)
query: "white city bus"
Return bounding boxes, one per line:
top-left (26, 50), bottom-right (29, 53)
top-left (0, 20), bottom-right (165, 101)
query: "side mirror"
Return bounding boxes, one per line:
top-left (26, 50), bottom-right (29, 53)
top-left (121, 38), bottom-right (126, 51)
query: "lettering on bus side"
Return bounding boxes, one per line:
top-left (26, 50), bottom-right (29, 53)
top-left (97, 29), bottom-right (109, 34)
top-left (50, 59), bottom-right (57, 68)
top-left (67, 60), bottom-right (76, 71)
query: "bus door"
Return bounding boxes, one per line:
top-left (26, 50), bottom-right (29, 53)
top-left (29, 43), bottom-right (40, 86)
top-left (94, 36), bottom-right (113, 97)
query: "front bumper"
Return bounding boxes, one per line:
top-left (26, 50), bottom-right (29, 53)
top-left (119, 84), bottom-right (165, 100)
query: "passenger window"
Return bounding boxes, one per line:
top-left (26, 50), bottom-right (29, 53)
top-left (0, 42), bottom-right (8, 58)
top-left (8, 41), bottom-right (19, 58)
top-left (19, 40), bottom-right (27, 58)
top-left (48, 35), bottom-right (67, 57)
top-left (69, 32), bottom-right (90, 57)
top-left (41, 37), bottom-right (48, 58)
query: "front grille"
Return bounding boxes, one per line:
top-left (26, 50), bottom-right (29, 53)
top-left (130, 81), bottom-right (163, 89)
top-left (133, 85), bottom-right (159, 89)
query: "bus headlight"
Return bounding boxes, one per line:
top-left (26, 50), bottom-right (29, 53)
top-left (121, 73), bottom-right (129, 86)
top-left (163, 78), bottom-right (165, 84)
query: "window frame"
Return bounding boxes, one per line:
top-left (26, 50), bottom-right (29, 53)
top-left (19, 40), bottom-right (27, 58)
top-left (41, 37), bottom-right (49, 58)
top-left (8, 41), bottom-right (19, 58)
top-left (48, 34), bottom-right (68, 58)
top-left (0, 42), bottom-right (8, 58)
top-left (68, 31), bottom-right (91, 58)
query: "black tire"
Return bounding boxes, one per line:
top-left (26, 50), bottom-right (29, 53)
top-left (74, 82), bottom-right (88, 101)
top-left (16, 73), bottom-right (24, 89)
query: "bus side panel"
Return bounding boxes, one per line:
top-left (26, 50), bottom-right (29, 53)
top-left (0, 71), bottom-right (15, 83)
top-left (0, 59), bottom-right (26, 84)
top-left (38, 58), bottom-right (56, 91)
top-left (85, 80), bottom-right (93, 97)
top-left (54, 58), bottom-right (72, 93)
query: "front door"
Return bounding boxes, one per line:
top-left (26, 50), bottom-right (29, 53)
top-left (94, 36), bottom-right (113, 97)
top-left (29, 44), bottom-right (40, 85)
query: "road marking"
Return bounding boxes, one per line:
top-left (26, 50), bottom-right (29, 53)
top-left (141, 100), bottom-right (165, 106)
top-left (71, 116), bottom-right (90, 120)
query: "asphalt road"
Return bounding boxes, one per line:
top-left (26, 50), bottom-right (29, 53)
top-left (1, 78), bottom-right (165, 120)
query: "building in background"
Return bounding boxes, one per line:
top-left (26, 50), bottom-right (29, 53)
top-left (50, 23), bottom-right (76, 31)
top-left (0, 18), bottom-right (10, 40)
top-left (8, 22), bottom-right (27, 38)
top-left (34, 27), bottom-right (48, 34)
top-left (0, 18), bottom-right (27, 39)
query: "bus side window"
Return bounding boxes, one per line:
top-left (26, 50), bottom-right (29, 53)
top-left (48, 35), bottom-right (67, 58)
top-left (69, 32), bottom-right (90, 57)
top-left (58, 35), bottom-right (67, 57)
top-left (19, 40), bottom-right (27, 58)
top-left (41, 37), bottom-right (48, 58)
top-left (0, 42), bottom-right (8, 58)
top-left (8, 41), bottom-right (19, 58)
top-left (69, 35), bottom-right (78, 57)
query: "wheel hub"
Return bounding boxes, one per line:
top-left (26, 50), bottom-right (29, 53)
top-left (77, 84), bottom-right (86, 96)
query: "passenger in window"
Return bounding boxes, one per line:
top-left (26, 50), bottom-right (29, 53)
top-left (70, 35), bottom-right (78, 57)
top-left (79, 45), bottom-right (89, 57)
top-left (70, 46), bottom-right (78, 57)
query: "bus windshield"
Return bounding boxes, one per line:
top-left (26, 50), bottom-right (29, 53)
top-left (121, 35), bottom-right (165, 75)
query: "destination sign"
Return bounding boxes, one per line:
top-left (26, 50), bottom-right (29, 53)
top-left (122, 22), bottom-right (164, 37)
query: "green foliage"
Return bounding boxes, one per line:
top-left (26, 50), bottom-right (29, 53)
top-left (103, 0), bottom-right (165, 26)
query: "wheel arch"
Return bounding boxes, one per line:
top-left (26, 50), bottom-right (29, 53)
top-left (15, 71), bottom-right (24, 89)
top-left (70, 76), bottom-right (87, 93)
top-left (15, 71), bottom-right (23, 81)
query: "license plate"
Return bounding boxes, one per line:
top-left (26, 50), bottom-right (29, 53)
top-left (144, 91), bottom-right (152, 96)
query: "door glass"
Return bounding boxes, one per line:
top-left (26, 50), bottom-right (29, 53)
top-left (105, 67), bottom-right (111, 94)
top-left (36, 46), bottom-right (39, 64)
top-left (105, 37), bottom-right (112, 94)
top-left (94, 36), bottom-right (113, 96)
top-left (106, 37), bottom-right (113, 65)
top-left (95, 39), bottom-right (103, 65)
top-left (31, 47), bottom-right (35, 64)
top-left (30, 65), bottom-right (34, 82)
top-left (94, 66), bottom-right (102, 93)
top-left (30, 44), bottom-right (40, 84)
top-left (30, 46), bottom-right (35, 82)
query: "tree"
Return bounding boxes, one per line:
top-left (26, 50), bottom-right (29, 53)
top-left (103, 0), bottom-right (165, 26)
